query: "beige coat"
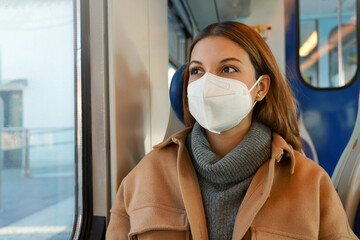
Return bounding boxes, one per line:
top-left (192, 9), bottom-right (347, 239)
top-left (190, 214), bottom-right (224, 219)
top-left (106, 128), bottom-right (358, 240)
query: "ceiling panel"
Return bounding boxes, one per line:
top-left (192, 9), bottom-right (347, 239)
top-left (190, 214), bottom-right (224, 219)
top-left (216, 0), bottom-right (250, 21)
top-left (185, 0), bottom-right (218, 31)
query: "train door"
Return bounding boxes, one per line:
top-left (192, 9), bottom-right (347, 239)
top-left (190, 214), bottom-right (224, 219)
top-left (285, 0), bottom-right (359, 175)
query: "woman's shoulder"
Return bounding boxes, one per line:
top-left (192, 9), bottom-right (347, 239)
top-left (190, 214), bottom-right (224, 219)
top-left (115, 140), bottom-right (186, 214)
top-left (122, 127), bottom-right (192, 185)
top-left (271, 132), bottom-right (329, 180)
top-left (272, 150), bottom-right (342, 208)
top-left (293, 150), bottom-right (329, 176)
top-left (123, 143), bottom-right (179, 183)
top-left (289, 151), bottom-right (337, 193)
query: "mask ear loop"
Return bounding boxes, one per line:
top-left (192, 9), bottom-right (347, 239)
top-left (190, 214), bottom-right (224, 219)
top-left (248, 75), bottom-right (263, 93)
top-left (248, 75), bottom-right (263, 111)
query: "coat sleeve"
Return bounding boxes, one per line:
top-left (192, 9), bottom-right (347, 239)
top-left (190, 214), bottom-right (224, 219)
top-left (318, 172), bottom-right (358, 240)
top-left (106, 183), bottom-right (130, 240)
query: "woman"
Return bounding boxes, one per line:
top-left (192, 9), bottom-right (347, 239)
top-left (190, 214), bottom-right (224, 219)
top-left (106, 22), bottom-right (357, 240)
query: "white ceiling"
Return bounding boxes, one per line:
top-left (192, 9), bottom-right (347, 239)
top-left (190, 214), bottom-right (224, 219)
top-left (184, 0), bottom-right (250, 31)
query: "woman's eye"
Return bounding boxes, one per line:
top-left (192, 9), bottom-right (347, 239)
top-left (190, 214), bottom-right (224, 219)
top-left (223, 66), bottom-right (238, 73)
top-left (190, 68), bottom-right (203, 75)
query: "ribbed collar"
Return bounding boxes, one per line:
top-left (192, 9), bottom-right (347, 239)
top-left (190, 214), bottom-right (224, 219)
top-left (186, 121), bottom-right (272, 185)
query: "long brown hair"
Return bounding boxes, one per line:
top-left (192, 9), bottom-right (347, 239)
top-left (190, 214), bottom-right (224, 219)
top-left (182, 21), bottom-right (302, 151)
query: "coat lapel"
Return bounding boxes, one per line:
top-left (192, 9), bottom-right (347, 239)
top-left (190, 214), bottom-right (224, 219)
top-left (162, 129), bottom-right (208, 240)
top-left (232, 133), bottom-right (296, 239)
top-left (155, 128), bottom-right (208, 239)
top-left (176, 140), bottom-right (208, 240)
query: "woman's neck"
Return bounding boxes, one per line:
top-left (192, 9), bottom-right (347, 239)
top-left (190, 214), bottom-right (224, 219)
top-left (205, 117), bottom-right (252, 158)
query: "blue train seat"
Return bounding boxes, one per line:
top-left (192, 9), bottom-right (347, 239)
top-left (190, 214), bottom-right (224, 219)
top-left (169, 64), bottom-right (186, 125)
top-left (298, 113), bottom-right (319, 163)
top-left (332, 91), bottom-right (360, 236)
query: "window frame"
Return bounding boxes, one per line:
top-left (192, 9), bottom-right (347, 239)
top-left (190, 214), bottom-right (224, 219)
top-left (72, 0), bottom-right (94, 239)
top-left (296, 0), bottom-right (360, 90)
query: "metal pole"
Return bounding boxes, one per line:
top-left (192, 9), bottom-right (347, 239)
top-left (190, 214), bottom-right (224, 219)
top-left (337, 0), bottom-right (345, 87)
top-left (22, 129), bottom-right (30, 177)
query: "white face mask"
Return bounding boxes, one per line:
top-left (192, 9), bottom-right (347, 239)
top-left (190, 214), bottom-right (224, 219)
top-left (187, 72), bottom-right (263, 134)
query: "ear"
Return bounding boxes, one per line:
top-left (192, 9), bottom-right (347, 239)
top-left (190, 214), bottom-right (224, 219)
top-left (255, 74), bottom-right (271, 101)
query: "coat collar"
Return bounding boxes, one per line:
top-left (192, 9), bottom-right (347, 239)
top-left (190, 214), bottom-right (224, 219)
top-left (153, 127), bottom-right (192, 149)
top-left (154, 128), bottom-right (296, 240)
top-left (155, 128), bottom-right (295, 174)
top-left (271, 132), bottom-right (296, 174)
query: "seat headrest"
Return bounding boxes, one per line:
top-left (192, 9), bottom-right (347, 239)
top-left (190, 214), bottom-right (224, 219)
top-left (169, 64), bottom-right (187, 124)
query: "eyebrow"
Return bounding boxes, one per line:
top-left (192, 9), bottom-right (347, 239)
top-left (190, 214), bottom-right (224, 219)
top-left (189, 60), bottom-right (202, 66)
top-left (219, 57), bottom-right (243, 64)
top-left (189, 58), bottom-right (242, 66)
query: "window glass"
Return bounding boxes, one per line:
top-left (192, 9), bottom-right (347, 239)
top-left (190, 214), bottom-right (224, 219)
top-left (168, 7), bottom-right (187, 87)
top-left (168, 8), bottom-right (187, 88)
top-left (299, 0), bottom-right (357, 88)
top-left (0, 1), bottom-right (76, 239)
top-left (329, 24), bottom-right (357, 86)
top-left (168, 10), bottom-right (186, 65)
top-left (168, 62), bottom-right (177, 88)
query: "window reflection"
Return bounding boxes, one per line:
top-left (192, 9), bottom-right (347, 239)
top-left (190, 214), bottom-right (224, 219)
top-left (329, 24), bottom-right (357, 87)
top-left (299, 0), bottom-right (357, 88)
top-left (168, 62), bottom-right (177, 88)
top-left (168, 10), bottom-right (186, 66)
top-left (299, 20), bottom-right (319, 86)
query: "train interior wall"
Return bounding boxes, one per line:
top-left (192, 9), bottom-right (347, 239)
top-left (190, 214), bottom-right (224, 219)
top-left (107, 0), bottom-right (169, 203)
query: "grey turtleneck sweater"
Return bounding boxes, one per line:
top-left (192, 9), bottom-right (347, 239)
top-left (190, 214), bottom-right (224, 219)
top-left (186, 121), bottom-right (272, 240)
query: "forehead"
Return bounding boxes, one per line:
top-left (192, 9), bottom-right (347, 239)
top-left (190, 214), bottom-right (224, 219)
top-left (190, 36), bottom-right (251, 62)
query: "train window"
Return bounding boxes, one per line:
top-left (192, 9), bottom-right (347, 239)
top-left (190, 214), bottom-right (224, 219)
top-left (168, 5), bottom-right (187, 87)
top-left (299, 0), bottom-right (357, 88)
top-left (329, 24), bottom-right (357, 86)
top-left (168, 62), bottom-right (177, 88)
top-left (168, 10), bottom-right (186, 66)
top-left (0, 1), bottom-right (79, 239)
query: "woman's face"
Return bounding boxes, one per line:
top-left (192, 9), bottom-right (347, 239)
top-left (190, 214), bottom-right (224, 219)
top-left (188, 36), bottom-right (257, 94)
